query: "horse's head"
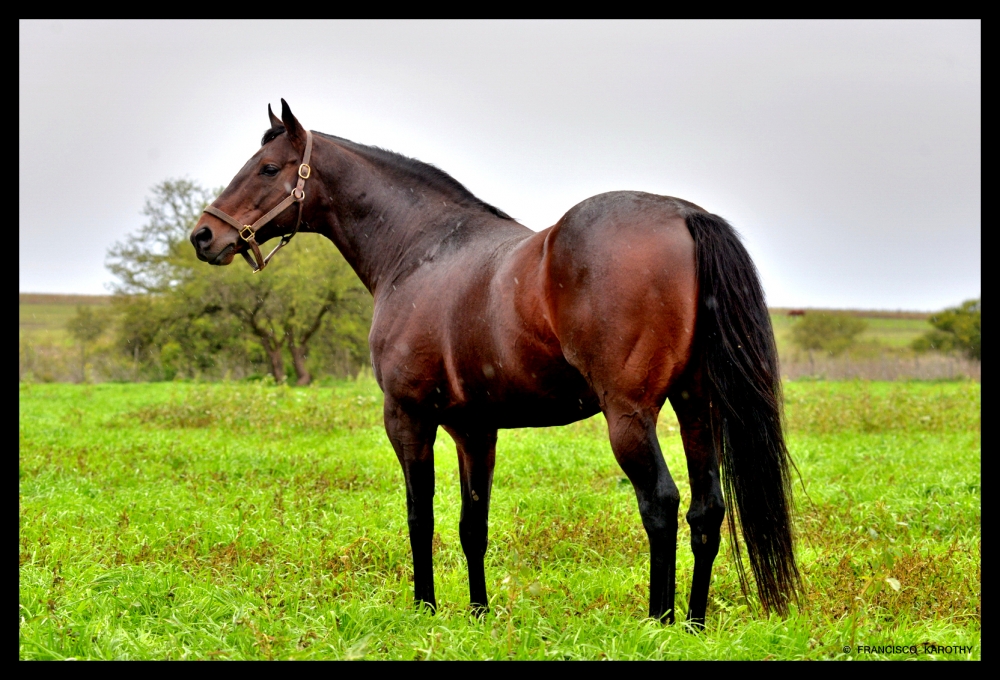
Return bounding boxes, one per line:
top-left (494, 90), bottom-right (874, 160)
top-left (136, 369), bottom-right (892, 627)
top-left (191, 99), bottom-right (313, 270)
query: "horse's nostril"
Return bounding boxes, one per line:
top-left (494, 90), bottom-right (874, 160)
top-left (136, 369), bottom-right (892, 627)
top-left (193, 226), bottom-right (213, 246)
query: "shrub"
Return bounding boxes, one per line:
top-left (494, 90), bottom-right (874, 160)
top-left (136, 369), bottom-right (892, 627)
top-left (913, 299), bottom-right (981, 361)
top-left (790, 312), bottom-right (867, 356)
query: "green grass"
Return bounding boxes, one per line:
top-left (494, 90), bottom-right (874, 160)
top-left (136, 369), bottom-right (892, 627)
top-left (19, 379), bottom-right (980, 660)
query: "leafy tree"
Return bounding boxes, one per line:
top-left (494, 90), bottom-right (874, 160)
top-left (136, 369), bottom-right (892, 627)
top-left (790, 312), bottom-right (868, 357)
top-left (913, 299), bottom-right (981, 361)
top-left (107, 179), bottom-right (215, 295)
top-left (201, 234), bottom-right (371, 384)
top-left (107, 179), bottom-right (371, 383)
top-left (67, 305), bottom-right (112, 381)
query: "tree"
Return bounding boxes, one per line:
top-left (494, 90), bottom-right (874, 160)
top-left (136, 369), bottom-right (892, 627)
top-left (108, 179), bottom-right (261, 380)
top-left (790, 312), bottom-right (868, 357)
top-left (107, 179), bottom-right (216, 295)
top-left (107, 179), bottom-right (371, 383)
top-left (67, 305), bottom-right (111, 382)
top-left (913, 299), bottom-right (981, 361)
top-left (206, 235), bottom-right (369, 384)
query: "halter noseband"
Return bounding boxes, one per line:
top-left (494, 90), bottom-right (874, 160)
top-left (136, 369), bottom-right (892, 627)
top-left (202, 129), bottom-right (314, 273)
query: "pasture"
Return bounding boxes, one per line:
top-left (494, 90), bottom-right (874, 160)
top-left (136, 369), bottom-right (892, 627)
top-left (19, 379), bottom-right (980, 660)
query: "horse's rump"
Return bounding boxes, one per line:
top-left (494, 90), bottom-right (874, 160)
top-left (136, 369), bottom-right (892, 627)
top-left (543, 191), bottom-right (699, 410)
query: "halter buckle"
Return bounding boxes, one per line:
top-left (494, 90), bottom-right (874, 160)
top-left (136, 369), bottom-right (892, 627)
top-left (298, 163), bottom-right (311, 179)
top-left (239, 225), bottom-right (255, 242)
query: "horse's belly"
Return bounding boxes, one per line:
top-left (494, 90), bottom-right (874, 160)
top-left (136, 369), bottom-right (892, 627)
top-left (440, 364), bottom-right (602, 429)
top-left (490, 388), bottom-right (602, 429)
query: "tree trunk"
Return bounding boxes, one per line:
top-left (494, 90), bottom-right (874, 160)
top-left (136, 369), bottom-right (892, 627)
top-left (288, 340), bottom-right (311, 386)
top-left (265, 342), bottom-right (286, 383)
top-left (249, 323), bottom-right (285, 382)
top-left (240, 303), bottom-right (286, 383)
top-left (285, 300), bottom-right (333, 386)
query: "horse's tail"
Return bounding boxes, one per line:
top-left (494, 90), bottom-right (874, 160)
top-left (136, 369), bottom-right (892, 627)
top-left (684, 210), bottom-right (799, 615)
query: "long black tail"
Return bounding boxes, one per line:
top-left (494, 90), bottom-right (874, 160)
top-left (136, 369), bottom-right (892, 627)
top-left (684, 211), bottom-right (799, 615)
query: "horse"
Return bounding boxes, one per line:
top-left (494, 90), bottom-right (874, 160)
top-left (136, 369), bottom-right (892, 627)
top-left (191, 100), bottom-right (799, 625)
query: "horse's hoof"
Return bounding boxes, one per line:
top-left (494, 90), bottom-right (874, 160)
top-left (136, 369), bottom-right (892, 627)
top-left (470, 603), bottom-right (490, 618)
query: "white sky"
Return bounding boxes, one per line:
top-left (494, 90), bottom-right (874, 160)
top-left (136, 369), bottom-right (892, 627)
top-left (19, 20), bottom-right (980, 310)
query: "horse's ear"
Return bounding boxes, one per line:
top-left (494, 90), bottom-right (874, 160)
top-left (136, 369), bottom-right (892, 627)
top-left (268, 104), bottom-right (282, 129)
top-left (280, 98), bottom-right (305, 148)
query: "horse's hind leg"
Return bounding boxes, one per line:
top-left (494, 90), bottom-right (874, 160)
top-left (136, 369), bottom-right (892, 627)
top-left (604, 400), bottom-right (681, 622)
top-left (444, 426), bottom-right (497, 615)
top-left (669, 373), bottom-right (725, 628)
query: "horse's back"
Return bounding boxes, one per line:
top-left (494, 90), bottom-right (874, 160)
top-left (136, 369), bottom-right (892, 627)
top-left (544, 191), bottom-right (700, 408)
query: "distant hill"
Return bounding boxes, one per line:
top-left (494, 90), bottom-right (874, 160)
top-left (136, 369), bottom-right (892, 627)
top-left (19, 293), bottom-right (111, 333)
top-left (19, 293), bottom-right (111, 306)
top-left (769, 307), bottom-right (931, 321)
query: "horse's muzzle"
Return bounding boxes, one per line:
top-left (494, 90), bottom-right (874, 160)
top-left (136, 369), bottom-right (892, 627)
top-left (191, 225), bottom-right (236, 265)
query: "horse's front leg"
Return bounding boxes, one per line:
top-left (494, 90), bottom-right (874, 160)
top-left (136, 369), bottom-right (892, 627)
top-left (384, 398), bottom-right (438, 612)
top-left (445, 426), bottom-right (497, 615)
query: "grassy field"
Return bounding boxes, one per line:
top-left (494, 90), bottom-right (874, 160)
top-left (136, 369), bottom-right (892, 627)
top-left (19, 379), bottom-right (980, 660)
top-left (19, 294), bottom-right (113, 383)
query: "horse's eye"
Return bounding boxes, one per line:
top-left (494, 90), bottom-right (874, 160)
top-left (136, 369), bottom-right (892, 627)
top-left (260, 164), bottom-right (280, 177)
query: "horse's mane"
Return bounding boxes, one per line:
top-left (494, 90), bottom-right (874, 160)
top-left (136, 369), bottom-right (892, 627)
top-left (262, 125), bottom-right (512, 220)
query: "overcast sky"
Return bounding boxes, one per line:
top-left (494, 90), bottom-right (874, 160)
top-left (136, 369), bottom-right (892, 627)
top-left (20, 20), bottom-right (980, 310)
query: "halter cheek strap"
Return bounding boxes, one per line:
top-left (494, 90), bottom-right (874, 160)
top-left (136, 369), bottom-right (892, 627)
top-left (203, 129), bottom-right (314, 273)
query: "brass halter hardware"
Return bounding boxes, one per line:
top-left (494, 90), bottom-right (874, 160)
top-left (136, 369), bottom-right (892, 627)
top-left (202, 129), bottom-right (314, 273)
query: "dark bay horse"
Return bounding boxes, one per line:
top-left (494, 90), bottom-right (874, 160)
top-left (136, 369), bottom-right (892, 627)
top-left (191, 100), bottom-right (798, 624)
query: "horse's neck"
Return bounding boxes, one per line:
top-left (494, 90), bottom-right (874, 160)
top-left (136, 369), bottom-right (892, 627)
top-left (313, 139), bottom-right (519, 296)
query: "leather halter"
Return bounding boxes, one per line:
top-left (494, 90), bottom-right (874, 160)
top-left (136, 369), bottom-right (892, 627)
top-left (203, 129), bottom-right (314, 273)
